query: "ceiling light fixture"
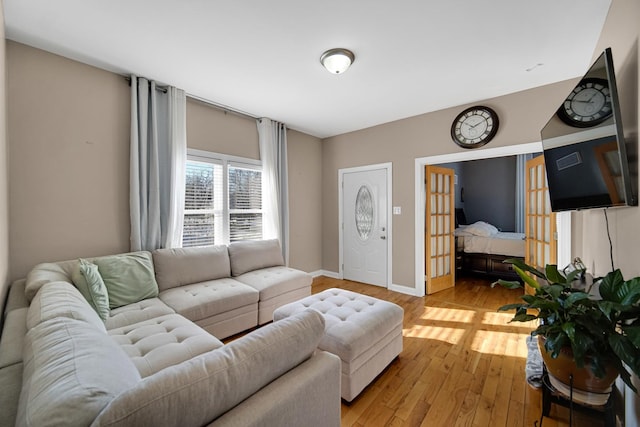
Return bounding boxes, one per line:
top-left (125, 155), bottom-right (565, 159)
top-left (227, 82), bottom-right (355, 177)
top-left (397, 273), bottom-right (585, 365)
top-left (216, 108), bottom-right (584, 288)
top-left (320, 48), bottom-right (355, 74)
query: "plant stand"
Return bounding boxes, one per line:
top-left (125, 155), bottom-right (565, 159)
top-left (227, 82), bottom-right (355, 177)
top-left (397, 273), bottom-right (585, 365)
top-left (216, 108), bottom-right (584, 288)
top-left (538, 367), bottom-right (615, 427)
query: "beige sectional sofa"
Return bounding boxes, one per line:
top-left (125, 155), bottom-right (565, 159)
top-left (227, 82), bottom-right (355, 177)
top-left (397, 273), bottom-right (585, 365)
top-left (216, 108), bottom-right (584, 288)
top-left (0, 239), bottom-right (341, 427)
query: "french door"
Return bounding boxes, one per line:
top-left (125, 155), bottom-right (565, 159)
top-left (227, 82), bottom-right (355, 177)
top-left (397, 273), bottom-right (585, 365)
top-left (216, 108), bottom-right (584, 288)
top-left (525, 156), bottom-right (557, 293)
top-left (425, 165), bottom-right (455, 294)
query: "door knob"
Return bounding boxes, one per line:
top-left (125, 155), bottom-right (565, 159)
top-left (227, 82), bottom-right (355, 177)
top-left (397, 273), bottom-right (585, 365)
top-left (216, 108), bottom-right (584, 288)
top-left (380, 236), bottom-right (386, 240)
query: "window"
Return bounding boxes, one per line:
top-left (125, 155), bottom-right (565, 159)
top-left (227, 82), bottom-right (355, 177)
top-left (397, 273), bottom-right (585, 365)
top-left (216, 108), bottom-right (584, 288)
top-left (183, 150), bottom-right (262, 247)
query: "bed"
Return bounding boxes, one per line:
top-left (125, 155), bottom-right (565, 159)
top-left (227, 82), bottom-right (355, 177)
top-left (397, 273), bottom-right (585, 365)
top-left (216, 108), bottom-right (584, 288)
top-left (454, 219), bottom-right (525, 280)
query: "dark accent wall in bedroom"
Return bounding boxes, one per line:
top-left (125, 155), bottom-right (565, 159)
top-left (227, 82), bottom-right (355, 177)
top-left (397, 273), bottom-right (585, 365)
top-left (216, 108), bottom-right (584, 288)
top-left (462, 156), bottom-right (517, 231)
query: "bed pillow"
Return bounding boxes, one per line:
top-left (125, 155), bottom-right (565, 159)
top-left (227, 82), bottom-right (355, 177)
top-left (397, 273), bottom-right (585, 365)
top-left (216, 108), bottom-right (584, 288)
top-left (464, 221), bottom-right (499, 237)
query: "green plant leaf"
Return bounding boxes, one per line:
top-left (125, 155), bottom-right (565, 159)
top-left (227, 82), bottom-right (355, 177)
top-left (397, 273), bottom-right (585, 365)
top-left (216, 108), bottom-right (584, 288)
top-left (622, 325), bottom-right (640, 348)
top-left (598, 269), bottom-right (625, 302)
top-left (561, 322), bottom-right (576, 341)
top-left (608, 334), bottom-right (640, 378)
top-left (497, 303), bottom-right (526, 312)
top-left (512, 266), bottom-right (541, 290)
top-left (506, 258), bottom-right (546, 279)
top-left (545, 264), bottom-right (566, 284)
top-left (619, 277), bottom-right (640, 306)
top-left (512, 313), bottom-right (537, 322)
top-left (564, 292), bottom-right (590, 308)
top-left (491, 279), bottom-right (522, 290)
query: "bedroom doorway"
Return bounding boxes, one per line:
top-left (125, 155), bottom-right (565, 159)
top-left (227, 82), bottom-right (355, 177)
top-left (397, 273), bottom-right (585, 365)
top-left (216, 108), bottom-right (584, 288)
top-left (339, 163), bottom-right (392, 288)
top-left (414, 142), bottom-right (570, 297)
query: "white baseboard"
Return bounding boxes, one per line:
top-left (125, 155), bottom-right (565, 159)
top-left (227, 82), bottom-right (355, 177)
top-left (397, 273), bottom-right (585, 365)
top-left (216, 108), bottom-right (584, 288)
top-left (388, 283), bottom-right (419, 296)
top-left (310, 270), bottom-right (341, 279)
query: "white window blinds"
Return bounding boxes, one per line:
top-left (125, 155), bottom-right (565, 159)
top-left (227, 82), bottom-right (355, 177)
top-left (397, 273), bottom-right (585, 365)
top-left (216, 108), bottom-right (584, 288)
top-left (229, 164), bottom-right (262, 242)
top-left (182, 151), bottom-right (262, 247)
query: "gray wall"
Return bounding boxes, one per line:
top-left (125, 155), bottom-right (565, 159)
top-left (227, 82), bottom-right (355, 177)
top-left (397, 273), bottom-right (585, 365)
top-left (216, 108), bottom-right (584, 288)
top-left (462, 156), bottom-right (516, 231)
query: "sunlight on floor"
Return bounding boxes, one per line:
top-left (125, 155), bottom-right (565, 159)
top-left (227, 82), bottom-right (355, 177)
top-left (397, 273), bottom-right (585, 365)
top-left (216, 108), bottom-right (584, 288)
top-left (420, 306), bottom-right (476, 323)
top-left (404, 325), bottom-right (466, 345)
top-left (472, 330), bottom-right (530, 358)
top-left (481, 311), bottom-right (536, 329)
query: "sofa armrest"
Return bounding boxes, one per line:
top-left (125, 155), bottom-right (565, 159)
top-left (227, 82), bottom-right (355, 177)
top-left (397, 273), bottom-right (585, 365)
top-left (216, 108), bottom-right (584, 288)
top-left (93, 309), bottom-right (326, 427)
top-left (209, 351), bottom-right (341, 427)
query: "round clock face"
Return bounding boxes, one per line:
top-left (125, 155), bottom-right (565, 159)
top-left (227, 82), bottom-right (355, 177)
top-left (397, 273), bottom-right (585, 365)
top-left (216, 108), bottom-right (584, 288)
top-left (557, 77), bottom-right (612, 128)
top-left (451, 106), bottom-right (499, 149)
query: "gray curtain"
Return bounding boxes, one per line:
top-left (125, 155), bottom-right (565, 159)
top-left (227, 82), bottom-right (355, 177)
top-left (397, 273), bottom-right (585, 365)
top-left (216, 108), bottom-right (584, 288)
top-left (257, 118), bottom-right (289, 263)
top-left (130, 76), bottom-right (186, 251)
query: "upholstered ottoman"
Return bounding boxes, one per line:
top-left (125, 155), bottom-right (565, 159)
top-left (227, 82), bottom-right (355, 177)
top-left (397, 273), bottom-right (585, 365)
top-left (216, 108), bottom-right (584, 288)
top-left (273, 288), bottom-right (403, 401)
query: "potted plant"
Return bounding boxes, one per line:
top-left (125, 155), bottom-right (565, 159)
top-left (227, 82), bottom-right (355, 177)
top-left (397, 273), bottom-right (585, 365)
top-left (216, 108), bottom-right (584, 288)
top-left (492, 258), bottom-right (640, 394)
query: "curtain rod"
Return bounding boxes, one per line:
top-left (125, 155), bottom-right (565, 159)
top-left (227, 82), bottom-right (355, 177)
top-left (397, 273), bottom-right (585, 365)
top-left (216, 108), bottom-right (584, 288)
top-left (186, 93), bottom-right (259, 121)
top-left (124, 76), bottom-right (261, 122)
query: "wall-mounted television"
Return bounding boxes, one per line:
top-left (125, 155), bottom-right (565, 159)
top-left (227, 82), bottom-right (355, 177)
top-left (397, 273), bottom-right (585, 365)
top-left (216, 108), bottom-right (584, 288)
top-left (540, 48), bottom-right (637, 212)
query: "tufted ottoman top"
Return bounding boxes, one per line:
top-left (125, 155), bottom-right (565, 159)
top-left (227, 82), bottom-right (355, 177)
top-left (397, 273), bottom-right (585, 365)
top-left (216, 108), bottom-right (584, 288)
top-left (273, 288), bottom-right (403, 362)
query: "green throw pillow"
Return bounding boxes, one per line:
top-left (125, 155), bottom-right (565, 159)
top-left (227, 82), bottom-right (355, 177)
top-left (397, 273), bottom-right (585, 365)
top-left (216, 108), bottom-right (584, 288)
top-left (94, 252), bottom-right (159, 309)
top-left (78, 259), bottom-right (110, 322)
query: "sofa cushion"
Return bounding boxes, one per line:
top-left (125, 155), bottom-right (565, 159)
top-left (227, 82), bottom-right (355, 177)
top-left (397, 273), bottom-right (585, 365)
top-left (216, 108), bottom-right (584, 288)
top-left (94, 252), bottom-right (159, 309)
top-left (17, 317), bottom-right (141, 427)
top-left (93, 310), bottom-right (325, 427)
top-left (108, 314), bottom-right (223, 377)
top-left (77, 259), bottom-right (110, 321)
top-left (235, 266), bottom-right (312, 301)
top-left (159, 278), bottom-right (258, 322)
top-left (228, 239), bottom-right (284, 276)
top-left (105, 298), bottom-right (175, 330)
top-left (152, 245), bottom-right (231, 291)
top-left (26, 281), bottom-right (106, 332)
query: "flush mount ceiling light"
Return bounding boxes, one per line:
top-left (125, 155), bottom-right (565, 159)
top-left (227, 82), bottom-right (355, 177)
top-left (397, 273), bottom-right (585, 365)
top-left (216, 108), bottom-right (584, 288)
top-left (320, 48), bottom-right (355, 74)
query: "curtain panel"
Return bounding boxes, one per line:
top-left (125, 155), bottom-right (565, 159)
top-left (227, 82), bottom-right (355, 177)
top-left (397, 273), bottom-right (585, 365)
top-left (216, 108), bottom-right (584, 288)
top-left (130, 76), bottom-right (186, 251)
top-left (257, 118), bottom-right (289, 263)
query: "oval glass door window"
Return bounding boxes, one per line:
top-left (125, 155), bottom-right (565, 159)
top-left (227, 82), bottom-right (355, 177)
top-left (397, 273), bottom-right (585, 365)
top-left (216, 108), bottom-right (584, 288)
top-left (355, 185), bottom-right (374, 240)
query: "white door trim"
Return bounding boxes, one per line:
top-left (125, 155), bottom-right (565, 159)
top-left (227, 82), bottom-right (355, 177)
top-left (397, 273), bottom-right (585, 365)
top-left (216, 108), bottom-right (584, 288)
top-left (414, 142), bottom-right (545, 297)
top-left (339, 162), bottom-right (393, 288)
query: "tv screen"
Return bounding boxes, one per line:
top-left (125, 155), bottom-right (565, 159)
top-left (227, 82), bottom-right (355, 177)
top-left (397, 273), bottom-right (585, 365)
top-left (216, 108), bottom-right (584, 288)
top-left (540, 48), bottom-right (637, 212)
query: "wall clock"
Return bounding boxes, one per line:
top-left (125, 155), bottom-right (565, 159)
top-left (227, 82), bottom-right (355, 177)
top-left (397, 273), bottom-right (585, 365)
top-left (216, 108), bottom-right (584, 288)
top-left (556, 77), bottom-right (612, 128)
top-left (450, 106), bottom-right (499, 149)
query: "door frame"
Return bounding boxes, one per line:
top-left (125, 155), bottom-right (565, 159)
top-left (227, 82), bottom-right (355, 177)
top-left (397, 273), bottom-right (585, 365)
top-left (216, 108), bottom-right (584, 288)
top-left (339, 162), bottom-right (393, 288)
top-left (414, 142), bottom-right (572, 297)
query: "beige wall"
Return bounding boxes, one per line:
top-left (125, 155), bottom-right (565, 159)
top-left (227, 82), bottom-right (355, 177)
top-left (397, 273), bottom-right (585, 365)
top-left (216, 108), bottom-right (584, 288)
top-left (0, 2), bottom-right (9, 318)
top-left (7, 42), bottom-right (323, 280)
top-left (573, 0), bottom-right (640, 279)
top-left (322, 0), bottom-right (639, 291)
top-left (322, 78), bottom-right (576, 288)
top-left (186, 99), bottom-right (323, 273)
top-left (288, 129), bottom-right (323, 272)
top-left (7, 41), bottom-right (131, 281)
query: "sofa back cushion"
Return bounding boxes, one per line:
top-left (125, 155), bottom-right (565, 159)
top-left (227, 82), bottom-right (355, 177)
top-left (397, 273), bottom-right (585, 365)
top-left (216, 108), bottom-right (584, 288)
top-left (27, 281), bottom-right (106, 332)
top-left (93, 309), bottom-right (325, 427)
top-left (152, 246), bottom-right (231, 291)
top-left (16, 317), bottom-right (141, 427)
top-left (93, 252), bottom-right (159, 309)
top-left (228, 239), bottom-right (284, 276)
top-left (24, 260), bottom-right (75, 302)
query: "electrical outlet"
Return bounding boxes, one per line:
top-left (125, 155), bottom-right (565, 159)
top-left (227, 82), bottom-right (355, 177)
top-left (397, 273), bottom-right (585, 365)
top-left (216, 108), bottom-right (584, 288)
top-left (393, 206), bottom-right (401, 215)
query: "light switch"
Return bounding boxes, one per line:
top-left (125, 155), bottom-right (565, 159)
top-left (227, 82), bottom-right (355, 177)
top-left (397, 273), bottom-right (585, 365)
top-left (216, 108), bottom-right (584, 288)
top-left (393, 206), bottom-right (401, 215)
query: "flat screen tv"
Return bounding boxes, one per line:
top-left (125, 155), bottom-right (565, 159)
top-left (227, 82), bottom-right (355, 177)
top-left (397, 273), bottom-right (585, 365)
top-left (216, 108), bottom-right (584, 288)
top-left (540, 48), bottom-right (637, 212)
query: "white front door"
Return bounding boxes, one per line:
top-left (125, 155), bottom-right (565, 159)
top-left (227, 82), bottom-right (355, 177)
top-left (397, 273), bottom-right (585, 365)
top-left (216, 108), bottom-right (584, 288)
top-left (343, 168), bottom-right (388, 287)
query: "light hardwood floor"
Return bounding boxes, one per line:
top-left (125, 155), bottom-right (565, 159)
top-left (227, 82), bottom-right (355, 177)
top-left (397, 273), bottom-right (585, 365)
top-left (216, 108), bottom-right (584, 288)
top-left (312, 275), bottom-right (608, 427)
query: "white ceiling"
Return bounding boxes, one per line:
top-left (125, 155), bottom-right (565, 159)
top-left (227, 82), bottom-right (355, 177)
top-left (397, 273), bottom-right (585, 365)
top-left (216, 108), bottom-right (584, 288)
top-left (4, 0), bottom-right (611, 139)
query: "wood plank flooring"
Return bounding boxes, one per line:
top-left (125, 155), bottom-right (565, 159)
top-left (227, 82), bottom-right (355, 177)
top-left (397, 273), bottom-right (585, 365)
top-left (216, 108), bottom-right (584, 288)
top-left (312, 275), bottom-right (608, 427)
